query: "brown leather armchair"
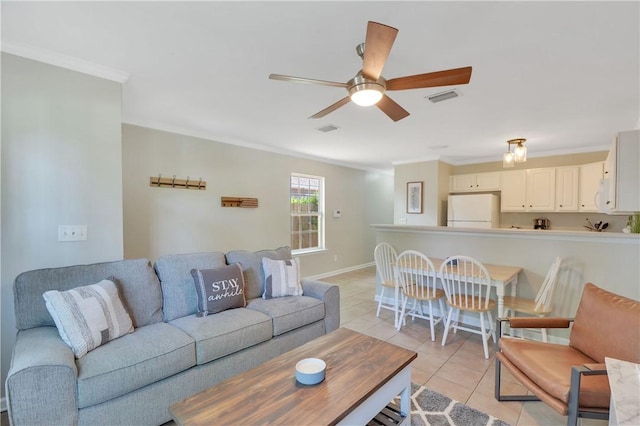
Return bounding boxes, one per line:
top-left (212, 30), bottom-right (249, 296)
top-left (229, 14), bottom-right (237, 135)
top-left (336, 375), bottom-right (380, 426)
top-left (495, 283), bottom-right (640, 426)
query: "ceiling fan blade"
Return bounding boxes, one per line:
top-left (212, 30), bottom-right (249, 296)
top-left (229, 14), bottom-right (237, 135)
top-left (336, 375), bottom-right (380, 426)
top-left (309, 96), bottom-right (352, 119)
top-left (269, 74), bottom-right (347, 88)
top-left (362, 21), bottom-right (398, 81)
top-left (376, 95), bottom-right (410, 122)
top-left (386, 66), bottom-right (472, 91)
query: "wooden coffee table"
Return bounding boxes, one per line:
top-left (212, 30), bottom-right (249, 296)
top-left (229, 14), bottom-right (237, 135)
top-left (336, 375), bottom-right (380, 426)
top-left (169, 328), bottom-right (417, 425)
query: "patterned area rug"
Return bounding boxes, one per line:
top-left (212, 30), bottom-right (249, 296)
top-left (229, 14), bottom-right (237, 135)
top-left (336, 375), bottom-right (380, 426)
top-left (383, 383), bottom-right (510, 426)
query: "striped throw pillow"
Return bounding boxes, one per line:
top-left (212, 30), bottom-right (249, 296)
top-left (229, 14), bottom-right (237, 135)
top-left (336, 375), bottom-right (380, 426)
top-left (262, 257), bottom-right (303, 299)
top-left (43, 279), bottom-right (134, 358)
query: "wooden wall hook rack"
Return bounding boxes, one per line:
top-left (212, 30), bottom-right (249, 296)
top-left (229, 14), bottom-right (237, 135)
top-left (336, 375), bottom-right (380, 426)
top-left (150, 175), bottom-right (206, 190)
top-left (221, 197), bottom-right (259, 208)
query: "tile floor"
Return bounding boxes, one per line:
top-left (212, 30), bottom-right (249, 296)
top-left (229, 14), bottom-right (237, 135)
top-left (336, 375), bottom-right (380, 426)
top-left (322, 265), bottom-right (608, 426)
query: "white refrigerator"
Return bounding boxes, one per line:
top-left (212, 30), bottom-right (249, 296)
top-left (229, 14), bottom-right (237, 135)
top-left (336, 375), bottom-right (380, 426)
top-left (447, 194), bottom-right (499, 229)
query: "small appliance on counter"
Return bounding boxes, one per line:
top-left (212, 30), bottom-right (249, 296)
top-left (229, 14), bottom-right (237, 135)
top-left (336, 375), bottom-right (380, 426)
top-left (533, 217), bottom-right (550, 230)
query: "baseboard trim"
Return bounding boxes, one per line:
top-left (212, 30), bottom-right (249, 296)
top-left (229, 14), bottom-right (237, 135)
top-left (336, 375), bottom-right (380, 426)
top-left (1, 396), bottom-right (7, 412)
top-left (304, 262), bottom-right (374, 281)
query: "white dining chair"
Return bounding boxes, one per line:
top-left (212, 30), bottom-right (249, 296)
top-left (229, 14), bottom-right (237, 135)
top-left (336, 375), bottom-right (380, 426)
top-left (374, 242), bottom-right (401, 328)
top-left (502, 256), bottom-right (562, 342)
top-left (440, 255), bottom-right (496, 359)
top-left (395, 250), bottom-right (446, 340)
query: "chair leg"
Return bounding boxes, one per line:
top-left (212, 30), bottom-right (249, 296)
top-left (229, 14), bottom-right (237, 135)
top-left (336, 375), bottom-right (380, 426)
top-left (541, 327), bottom-right (548, 343)
top-left (479, 313), bottom-right (489, 359)
top-left (453, 309), bottom-right (461, 334)
top-left (402, 293), bottom-right (408, 327)
top-left (376, 286), bottom-right (386, 318)
top-left (441, 308), bottom-right (455, 346)
top-left (487, 310), bottom-right (496, 343)
top-left (428, 300), bottom-right (435, 342)
top-left (494, 356), bottom-right (540, 402)
top-left (410, 298), bottom-right (417, 322)
top-left (439, 298), bottom-right (446, 322)
top-left (398, 294), bottom-right (409, 331)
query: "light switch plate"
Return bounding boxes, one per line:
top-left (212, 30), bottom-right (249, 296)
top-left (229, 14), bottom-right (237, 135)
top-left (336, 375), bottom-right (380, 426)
top-left (58, 225), bottom-right (87, 242)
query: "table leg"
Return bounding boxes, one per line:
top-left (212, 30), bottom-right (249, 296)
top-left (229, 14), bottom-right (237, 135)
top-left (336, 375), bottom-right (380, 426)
top-left (399, 377), bottom-right (411, 418)
top-left (394, 284), bottom-right (399, 329)
top-left (496, 276), bottom-right (518, 319)
top-left (496, 283), bottom-right (505, 319)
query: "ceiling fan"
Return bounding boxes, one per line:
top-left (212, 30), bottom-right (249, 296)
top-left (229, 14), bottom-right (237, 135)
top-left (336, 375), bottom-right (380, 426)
top-left (269, 21), bottom-right (472, 122)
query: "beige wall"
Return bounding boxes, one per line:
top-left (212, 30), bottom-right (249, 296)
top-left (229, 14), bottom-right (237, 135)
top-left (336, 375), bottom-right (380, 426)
top-left (394, 160), bottom-right (450, 226)
top-left (122, 124), bottom-right (393, 276)
top-left (1, 54), bottom-right (124, 402)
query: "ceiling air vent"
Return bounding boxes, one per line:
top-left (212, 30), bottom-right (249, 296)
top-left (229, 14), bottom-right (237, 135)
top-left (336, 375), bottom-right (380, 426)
top-left (426, 89), bottom-right (460, 103)
top-left (317, 125), bottom-right (339, 133)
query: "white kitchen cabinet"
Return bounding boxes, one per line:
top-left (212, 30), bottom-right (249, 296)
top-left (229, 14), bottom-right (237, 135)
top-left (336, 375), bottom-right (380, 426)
top-left (526, 168), bottom-right (556, 211)
top-left (579, 162), bottom-right (603, 212)
top-left (450, 174), bottom-right (475, 192)
top-left (501, 168), bottom-right (555, 212)
top-left (450, 172), bottom-right (501, 193)
top-left (555, 166), bottom-right (579, 211)
top-left (500, 170), bottom-right (527, 211)
top-left (600, 130), bottom-right (639, 214)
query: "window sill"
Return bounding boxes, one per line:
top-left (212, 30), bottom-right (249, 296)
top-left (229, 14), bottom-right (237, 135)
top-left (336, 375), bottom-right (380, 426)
top-left (292, 248), bottom-right (328, 257)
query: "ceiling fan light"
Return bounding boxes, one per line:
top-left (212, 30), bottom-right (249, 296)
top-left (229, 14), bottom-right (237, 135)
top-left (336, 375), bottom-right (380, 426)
top-left (349, 83), bottom-right (384, 106)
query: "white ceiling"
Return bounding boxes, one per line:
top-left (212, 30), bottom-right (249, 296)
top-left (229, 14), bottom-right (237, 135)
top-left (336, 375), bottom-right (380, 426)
top-left (2, 1), bottom-right (639, 173)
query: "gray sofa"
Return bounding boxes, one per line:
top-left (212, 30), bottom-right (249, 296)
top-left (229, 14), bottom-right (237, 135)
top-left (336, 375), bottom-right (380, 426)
top-left (5, 247), bottom-right (340, 426)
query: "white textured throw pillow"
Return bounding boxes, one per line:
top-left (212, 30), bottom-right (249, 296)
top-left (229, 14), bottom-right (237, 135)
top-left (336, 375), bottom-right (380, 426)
top-left (43, 279), bottom-right (134, 358)
top-left (262, 257), bottom-right (303, 299)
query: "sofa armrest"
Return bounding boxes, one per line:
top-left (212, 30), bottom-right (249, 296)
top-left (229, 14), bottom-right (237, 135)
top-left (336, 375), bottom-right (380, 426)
top-left (6, 327), bottom-right (78, 426)
top-left (301, 278), bottom-right (340, 333)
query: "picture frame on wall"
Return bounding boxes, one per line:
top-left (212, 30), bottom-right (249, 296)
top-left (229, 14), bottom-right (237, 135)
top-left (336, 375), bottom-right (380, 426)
top-left (406, 181), bottom-right (423, 214)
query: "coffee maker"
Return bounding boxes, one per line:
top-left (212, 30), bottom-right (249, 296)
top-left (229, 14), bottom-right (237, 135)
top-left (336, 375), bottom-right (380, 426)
top-left (534, 217), bottom-right (550, 230)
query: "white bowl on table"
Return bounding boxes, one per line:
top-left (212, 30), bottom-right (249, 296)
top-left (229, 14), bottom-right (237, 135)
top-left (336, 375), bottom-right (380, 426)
top-left (295, 358), bottom-right (326, 385)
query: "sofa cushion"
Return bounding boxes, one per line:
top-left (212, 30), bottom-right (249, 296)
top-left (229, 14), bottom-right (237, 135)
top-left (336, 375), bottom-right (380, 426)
top-left (14, 258), bottom-right (162, 330)
top-left (246, 295), bottom-right (325, 336)
top-left (154, 252), bottom-right (227, 321)
top-left (191, 264), bottom-right (247, 316)
top-left (570, 282), bottom-right (640, 364)
top-left (43, 278), bottom-right (134, 358)
top-left (499, 337), bottom-right (610, 408)
top-left (169, 308), bottom-right (272, 365)
top-left (226, 246), bottom-right (291, 300)
top-left (76, 322), bottom-right (195, 408)
top-left (262, 257), bottom-right (303, 299)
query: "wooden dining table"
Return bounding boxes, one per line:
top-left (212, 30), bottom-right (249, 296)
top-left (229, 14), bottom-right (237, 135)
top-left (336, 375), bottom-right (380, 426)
top-left (394, 257), bottom-right (522, 318)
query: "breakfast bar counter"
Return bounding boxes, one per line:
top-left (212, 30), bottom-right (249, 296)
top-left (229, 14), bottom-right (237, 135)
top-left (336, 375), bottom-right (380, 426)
top-left (372, 224), bottom-right (639, 242)
top-left (371, 224), bottom-right (639, 337)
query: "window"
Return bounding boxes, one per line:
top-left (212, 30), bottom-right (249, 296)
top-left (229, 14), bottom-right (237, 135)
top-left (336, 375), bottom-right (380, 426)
top-left (290, 173), bottom-right (324, 253)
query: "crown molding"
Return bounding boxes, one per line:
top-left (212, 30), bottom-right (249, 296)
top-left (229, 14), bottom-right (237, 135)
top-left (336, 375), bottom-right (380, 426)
top-left (122, 118), bottom-right (394, 176)
top-left (1, 40), bottom-right (130, 83)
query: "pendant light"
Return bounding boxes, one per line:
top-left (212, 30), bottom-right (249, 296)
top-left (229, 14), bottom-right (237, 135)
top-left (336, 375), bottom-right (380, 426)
top-left (503, 139), bottom-right (527, 168)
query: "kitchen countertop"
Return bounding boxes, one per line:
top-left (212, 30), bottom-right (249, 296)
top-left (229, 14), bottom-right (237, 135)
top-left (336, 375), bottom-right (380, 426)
top-left (371, 224), bottom-right (640, 243)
